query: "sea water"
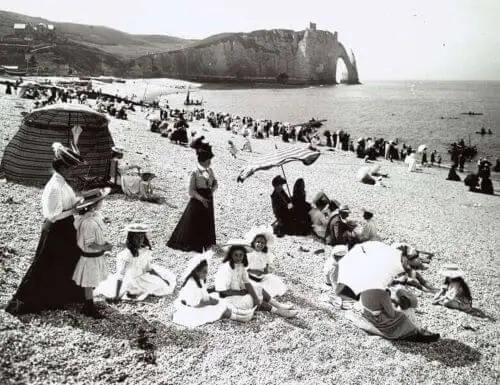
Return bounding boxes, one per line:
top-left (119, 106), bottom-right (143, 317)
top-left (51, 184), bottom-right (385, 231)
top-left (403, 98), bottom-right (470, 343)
top-left (156, 80), bottom-right (500, 162)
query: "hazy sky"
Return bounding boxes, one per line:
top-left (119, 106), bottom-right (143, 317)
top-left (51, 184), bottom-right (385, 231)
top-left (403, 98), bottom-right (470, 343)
top-left (2, 0), bottom-right (499, 80)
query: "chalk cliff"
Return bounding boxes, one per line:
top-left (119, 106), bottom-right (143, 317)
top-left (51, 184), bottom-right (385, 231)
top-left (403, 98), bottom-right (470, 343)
top-left (128, 24), bottom-right (360, 85)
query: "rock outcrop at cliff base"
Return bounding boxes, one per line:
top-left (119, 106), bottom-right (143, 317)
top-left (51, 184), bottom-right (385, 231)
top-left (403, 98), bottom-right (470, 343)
top-left (128, 25), bottom-right (360, 85)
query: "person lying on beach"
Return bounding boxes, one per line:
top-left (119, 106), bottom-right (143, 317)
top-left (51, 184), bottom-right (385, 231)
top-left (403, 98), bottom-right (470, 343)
top-left (346, 288), bottom-right (440, 342)
top-left (356, 165), bottom-right (386, 186)
top-left (392, 243), bottom-right (436, 292)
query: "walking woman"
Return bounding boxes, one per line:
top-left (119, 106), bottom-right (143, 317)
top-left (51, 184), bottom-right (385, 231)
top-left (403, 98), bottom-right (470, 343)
top-left (6, 143), bottom-right (86, 315)
top-left (167, 137), bottom-right (217, 252)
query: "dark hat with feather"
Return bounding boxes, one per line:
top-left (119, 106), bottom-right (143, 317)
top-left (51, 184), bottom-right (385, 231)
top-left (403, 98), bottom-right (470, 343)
top-left (190, 136), bottom-right (214, 160)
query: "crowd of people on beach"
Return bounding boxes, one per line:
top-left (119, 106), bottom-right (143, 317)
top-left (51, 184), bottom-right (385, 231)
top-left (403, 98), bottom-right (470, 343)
top-left (2, 81), bottom-right (495, 347)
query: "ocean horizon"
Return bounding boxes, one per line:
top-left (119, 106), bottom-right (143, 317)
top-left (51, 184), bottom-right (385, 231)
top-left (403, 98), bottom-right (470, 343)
top-left (152, 79), bottom-right (500, 162)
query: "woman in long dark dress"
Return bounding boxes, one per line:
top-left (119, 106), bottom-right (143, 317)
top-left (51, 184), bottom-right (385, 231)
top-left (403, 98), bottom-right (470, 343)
top-left (6, 143), bottom-right (86, 315)
top-left (291, 178), bottom-right (312, 235)
top-left (167, 138), bottom-right (217, 252)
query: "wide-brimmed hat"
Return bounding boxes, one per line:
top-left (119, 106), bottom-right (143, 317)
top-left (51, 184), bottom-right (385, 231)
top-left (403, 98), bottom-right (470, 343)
top-left (111, 146), bottom-right (125, 155)
top-left (331, 244), bottom-right (348, 260)
top-left (52, 142), bottom-right (85, 167)
top-left (221, 238), bottom-right (253, 253)
top-left (181, 251), bottom-right (213, 284)
top-left (244, 225), bottom-right (275, 247)
top-left (339, 204), bottom-right (351, 213)
top-left (76, 187), bottom-right (111, 210)
top-left (395, 287), bottom-right (418, 308)
top-left (272, 175), bottom-right (287, 187)
top-left (313, 191), bottom-right (330, 211)
top-left (125, 223), bottom-right (151, 233)
top-left (439, 264), bottom-right (464, 279)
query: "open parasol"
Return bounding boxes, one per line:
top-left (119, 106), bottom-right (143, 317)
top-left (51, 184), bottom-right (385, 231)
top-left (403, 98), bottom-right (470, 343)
top-left (337, 241), bottom-right (404, 295)
top-left (237, 144), bottom-right (321, 183)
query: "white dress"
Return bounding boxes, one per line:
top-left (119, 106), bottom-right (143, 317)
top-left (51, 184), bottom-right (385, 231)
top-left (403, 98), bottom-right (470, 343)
top-left (214, 262), bottom-right (256, 310)
top-left (172, 278), bottom-right (228, 327)
top-left (95, 248), bottom-right (176, 300)
top-left (72, 212), bottom-right (109, 288)
top-left (247, 251), bottom-right (287, 297)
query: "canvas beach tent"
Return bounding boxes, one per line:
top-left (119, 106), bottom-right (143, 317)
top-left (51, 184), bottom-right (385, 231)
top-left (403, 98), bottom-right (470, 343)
top-left (1, 104), bottom-right (115, 189)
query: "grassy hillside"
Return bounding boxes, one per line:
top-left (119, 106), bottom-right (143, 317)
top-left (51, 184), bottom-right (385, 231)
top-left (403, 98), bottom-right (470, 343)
top-left (0, 10), bottom-right (197, 59)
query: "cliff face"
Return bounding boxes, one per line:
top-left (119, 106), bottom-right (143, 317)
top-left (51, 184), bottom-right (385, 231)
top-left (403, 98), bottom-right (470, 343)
top-left (129, 27), bottom-right (360, 85)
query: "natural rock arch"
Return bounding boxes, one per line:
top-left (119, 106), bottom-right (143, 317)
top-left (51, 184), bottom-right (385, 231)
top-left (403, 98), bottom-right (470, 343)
top-left (332, 38), bottom-right (359, 84)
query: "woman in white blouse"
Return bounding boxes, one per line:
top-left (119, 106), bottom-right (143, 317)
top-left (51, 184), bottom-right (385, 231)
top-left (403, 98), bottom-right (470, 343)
top-left (6, 143), bottom-right (86, 315)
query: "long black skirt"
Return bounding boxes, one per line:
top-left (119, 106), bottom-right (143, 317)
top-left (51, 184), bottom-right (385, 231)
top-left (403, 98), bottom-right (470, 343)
top-left (167, 188), bottom-right (216, 252)
top-left (5, 216), bottom-right (85, 315)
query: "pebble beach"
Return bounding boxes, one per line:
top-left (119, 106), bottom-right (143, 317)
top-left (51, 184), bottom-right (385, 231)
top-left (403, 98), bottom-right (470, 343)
top-left (0, 85), bottom-right (498, 385)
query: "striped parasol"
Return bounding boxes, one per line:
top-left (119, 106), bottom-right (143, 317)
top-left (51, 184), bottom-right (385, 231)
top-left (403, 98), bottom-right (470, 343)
top-left (237, 144), bottom-right (321, 182)
top-left (24, 103), bottom-right (108, 130)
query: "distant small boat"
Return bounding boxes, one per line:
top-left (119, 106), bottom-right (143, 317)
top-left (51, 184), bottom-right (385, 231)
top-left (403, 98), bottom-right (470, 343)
top-left (475, 128), bottom-right (493, 135)
top-left (4, 68), bottom-right (26, 76)
top-left (461, 111), bottom-right (483, 116)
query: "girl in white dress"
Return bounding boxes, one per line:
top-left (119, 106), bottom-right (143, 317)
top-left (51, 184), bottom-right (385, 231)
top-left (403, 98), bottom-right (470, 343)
top-left (215, 239), bottom-right (297, 318)
top-left (244, 225), bottom-right (288, 298)
top-left (95, 224), bottom-right (176, 302)
top-left (72, 187), bottom-right (113, 318)
top-left (173, 253), bottom-right (253, 327)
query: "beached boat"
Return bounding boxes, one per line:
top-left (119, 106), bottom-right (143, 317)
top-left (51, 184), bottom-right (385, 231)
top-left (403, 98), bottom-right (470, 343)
top-left (4, 68), bottom-right (26, 76)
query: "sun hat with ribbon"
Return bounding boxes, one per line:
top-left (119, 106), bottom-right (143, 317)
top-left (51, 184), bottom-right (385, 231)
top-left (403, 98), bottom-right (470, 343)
top-left (52, 142), bottom-right (85, 167)
top-left (76, 187), bottom-right (111, 210)
top-left (244, 225), bottom-right (275, 247)
top-left (180, 250), bottom-right (213, 284)
top-left (439, 263), bottom-right (465, 279)
top-left (221, 238), bottom-right (253, 253)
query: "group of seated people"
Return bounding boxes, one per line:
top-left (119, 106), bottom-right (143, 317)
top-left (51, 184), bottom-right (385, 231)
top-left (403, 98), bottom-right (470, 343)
top-left (270, 175), bottom-right (378, 248)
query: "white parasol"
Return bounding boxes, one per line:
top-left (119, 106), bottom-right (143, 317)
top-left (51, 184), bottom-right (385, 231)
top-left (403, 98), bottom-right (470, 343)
top-left (417, 144), bottom-right (427, 153)
top-left (337, 241), bottom-right (404, 295)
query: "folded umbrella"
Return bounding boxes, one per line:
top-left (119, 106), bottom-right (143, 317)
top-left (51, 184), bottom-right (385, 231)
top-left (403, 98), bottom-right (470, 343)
top-left (237, 144), bottom-right (321, 182)
top-left (337, 241), bottom-right (404, 295)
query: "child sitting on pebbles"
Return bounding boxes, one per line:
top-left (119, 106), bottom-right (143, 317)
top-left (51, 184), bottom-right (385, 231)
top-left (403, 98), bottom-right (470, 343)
top-left (244, 225), bottom-right (289, 299)
top-left (95, 224), bottom-right (176, 302)
top-left (215, 239), bottom-right (297, 318)
top-left (432, 264), bottom-right (472, 311)
top-left (172, 252), bottom-right (253, 327)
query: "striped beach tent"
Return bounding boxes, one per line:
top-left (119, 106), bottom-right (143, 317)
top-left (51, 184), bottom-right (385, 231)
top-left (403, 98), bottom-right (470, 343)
top-left (1, 104), bottom-right (114, 189)
top-left (237, 145), bottom-right (321, 182)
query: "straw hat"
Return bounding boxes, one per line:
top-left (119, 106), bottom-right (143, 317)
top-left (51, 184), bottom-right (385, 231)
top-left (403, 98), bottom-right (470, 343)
top-left (339, 204), bottom-right (351, 213)
top-left (331, 244), bottom-right (348, 260)
top-left (76, 187), bottom-right (111, 210)
top-left (395, 287), bottom-right (418, 308)
top-left (125, 223), bottom-right (151, 233)
top-left (180, 251), bottom-right (213, 284)
top-left (244, 225), bottom-right (275, 247)
top-left (221, 238), bottom-right (253, 253)
top-left (439, 264), bottom-right (464, 279)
